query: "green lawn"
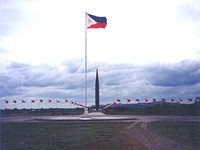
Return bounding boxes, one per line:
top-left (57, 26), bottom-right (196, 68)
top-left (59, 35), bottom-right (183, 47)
top-left (1, 122), bottom-right (148, 150)
top-left (148, 121), bottom-right (200, 150)
top-left (1, 121), bottom-right (199, 150)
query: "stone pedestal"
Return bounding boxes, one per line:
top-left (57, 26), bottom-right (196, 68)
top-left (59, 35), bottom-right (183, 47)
top-left (81, 108), bottom-right (91, 118)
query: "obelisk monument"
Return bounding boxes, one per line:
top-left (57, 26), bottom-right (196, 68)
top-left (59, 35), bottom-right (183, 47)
top-left (95, 69), bottom-right (99, 111)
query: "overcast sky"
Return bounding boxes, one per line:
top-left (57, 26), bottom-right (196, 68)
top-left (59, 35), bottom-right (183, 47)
top-left (0, 0), bottom-right (200, 109)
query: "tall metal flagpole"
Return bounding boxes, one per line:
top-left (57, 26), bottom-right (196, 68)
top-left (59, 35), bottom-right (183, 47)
top-left (85, 11), bottom-right (88, 107)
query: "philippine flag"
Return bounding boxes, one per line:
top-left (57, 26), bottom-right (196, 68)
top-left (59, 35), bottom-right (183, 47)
top-left (87, 13), bottom-right (107, 29)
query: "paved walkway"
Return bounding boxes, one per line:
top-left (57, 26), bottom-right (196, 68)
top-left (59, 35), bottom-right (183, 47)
top-left (1, 115), bottom-right (199, 123)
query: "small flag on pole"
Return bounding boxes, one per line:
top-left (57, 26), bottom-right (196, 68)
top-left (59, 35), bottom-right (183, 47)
top-left (187, 98), bottom-right (192, 102)
top-left (5, 100), bottom-right (9, 104)
top-left (87, 13), bottom-right (107, 29)
top-left (13, 100), bottom-right (17, 103)
top-left (178, 99), bottom-right (183, 103)
top-left (126, 99), bottom-right (131, 103)
top-left (170, 98), bottom-right (174, 103)
top-left (162, 98), bottom-right (165, 103)
top-left (152, 98), bottom-right (156, 103)
top-left (135, 99), bottom-right (140, 102)
top-left (115, 99), bottom-right (121, 103)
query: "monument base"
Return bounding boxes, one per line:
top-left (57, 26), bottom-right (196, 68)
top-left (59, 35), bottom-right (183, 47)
top-left (81, 108), bottom-right (91, 118)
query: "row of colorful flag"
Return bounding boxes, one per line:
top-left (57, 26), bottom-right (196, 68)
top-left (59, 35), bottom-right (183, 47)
top-left (4, 98), bottom-right (196, 105)
top-left (102, 98), bottom-right (197, 109)
top-left (125, 98), bottom-right (195, 103)
top-left (108, 98), bottom-right (194, 104)
top-left (4, 99), bottom-right (88, 108)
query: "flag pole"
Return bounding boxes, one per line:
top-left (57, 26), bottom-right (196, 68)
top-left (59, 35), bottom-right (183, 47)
top-left (85, 11), bottom-right (88, 107)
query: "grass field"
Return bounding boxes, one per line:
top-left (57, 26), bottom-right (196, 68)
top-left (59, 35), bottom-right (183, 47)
top-left (1, 121), bottom-right (200, 150)
top-left (148, 121), bottom-right (200, 150)
top-left (1, 122), bottom-right (148, 150)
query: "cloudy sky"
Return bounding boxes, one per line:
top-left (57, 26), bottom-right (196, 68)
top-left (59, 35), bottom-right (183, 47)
top-left (0, 0), bottom-right (200, 109)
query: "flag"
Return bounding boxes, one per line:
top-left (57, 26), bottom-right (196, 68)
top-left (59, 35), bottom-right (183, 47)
top-left (80, 104), bottom-right (87, 108)
top-left (135, 99), bottom-right (140, 102)
top-left (115, 99), bottom-right (121, 103)
top-left (48, 99), bottom-right (52, 103)
top-left (87, 13), bottom-right (107, 29)
top-left (187, 98), bottom-right (192, 102)
top-left (57, 100), bottom-right (60, 103)
top-left (40, 99), bottom-right (43, 103)
top-left (22, 100), bottom-right (26, 103)
top-left (102, 104), bottom-right (111, 110)
top-left (65, 99), bottom-right (68, 102)
top-left (31, 100), bottom-right (35, 103)
top-left (110, 102), bottom-right (117, 107)
top-left (152, 99), bottom-right (156, 103)
top-left (170, 98), bottom-right (174, 103)
top-left (13, 100), bottom-right (17, 103)
top-left (178, 99), bottom-right (183, 103)
top-left (103, 102), bottom-right (117, 109)
top-left (5, 100), bottom-right (9, 104)
top-left (144, 99), bottom-right (148, 103)
top-left (126, 99), bottom-right (131, 103)
top-left (162, 98), bottom-right (165, 103)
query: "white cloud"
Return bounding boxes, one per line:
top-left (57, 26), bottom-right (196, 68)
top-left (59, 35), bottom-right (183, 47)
top-left (1, 0), bottom-right (200, 65)
top-left (0, 60), bottom-right (200, 109)
top-left (0, 0), bottom-right (200, 109)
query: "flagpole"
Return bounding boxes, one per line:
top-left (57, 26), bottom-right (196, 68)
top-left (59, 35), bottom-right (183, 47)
top-left (85, 11), bottom-right (88, 107)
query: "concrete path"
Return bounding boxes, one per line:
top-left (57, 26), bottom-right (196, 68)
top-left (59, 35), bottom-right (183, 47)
top-left (1, 115), bottom-right (199, 123)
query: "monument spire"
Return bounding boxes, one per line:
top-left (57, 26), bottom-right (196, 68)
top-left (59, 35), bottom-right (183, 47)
top-left (95, 68), bottom-right (99, 111)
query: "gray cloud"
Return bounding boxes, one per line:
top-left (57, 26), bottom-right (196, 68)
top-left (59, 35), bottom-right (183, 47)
top-left (0, 62), bottom-right (82, 97)
top-left (147, 60), bottom-right (200, 86)
top-left (0, 60), bottom-right (200, 106)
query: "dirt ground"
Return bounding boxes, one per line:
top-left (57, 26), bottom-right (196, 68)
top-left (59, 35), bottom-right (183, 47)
top-left (125, 121), bottom-right (192, 150)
